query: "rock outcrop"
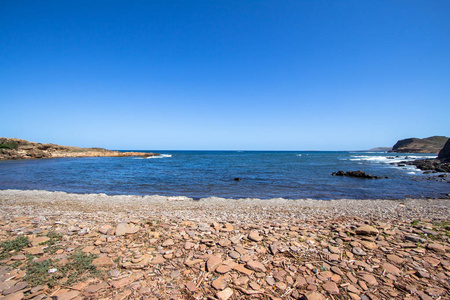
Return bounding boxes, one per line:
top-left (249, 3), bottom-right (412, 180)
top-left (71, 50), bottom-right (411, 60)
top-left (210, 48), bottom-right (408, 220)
top-left (0, 137), bottom-right (157, 160)
top-left (399, 139), bottom-right (450, 173)
top-left (438, 139), bottom-right (450, 162)
top-left (391, 136), bottom-right (449, 153)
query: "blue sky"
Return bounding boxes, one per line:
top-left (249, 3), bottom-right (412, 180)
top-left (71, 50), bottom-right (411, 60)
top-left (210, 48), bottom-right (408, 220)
top-left (1, 1), bottom-right (449, 150)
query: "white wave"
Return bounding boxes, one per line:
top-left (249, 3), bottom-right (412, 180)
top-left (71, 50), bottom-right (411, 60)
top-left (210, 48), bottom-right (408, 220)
top-left (297, 154), bottom-right (302, 156)
top-left (146, 154), bottom-right (172, 159)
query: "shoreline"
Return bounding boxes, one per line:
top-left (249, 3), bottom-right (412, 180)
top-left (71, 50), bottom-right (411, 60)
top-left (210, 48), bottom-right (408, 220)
top-left (1, 189), bottom-right (449, 299)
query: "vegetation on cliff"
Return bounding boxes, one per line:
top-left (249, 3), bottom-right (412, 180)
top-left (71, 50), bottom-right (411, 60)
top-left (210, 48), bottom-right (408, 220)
top-left (0, 137), bottom-right (157, 160)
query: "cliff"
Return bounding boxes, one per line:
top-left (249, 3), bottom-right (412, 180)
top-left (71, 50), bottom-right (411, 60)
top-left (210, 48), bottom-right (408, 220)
top-left (391, 136), bottom-right (449, 153)
top-left (438, 139), bottom-right (450, 162)
top-left (0, 138), bottom-right (157, 160)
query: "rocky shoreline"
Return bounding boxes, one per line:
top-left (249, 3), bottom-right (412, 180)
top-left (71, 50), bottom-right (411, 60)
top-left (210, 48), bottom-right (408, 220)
top-left (0, 138), bottom-right (157, 160)
top-left (0, 190), bottom-right (449, 300)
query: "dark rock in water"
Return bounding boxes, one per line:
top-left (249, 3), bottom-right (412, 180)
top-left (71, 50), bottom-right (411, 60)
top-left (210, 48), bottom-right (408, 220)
top-left (233, 177), bottom-right (242, 181)
top-left (400, 159), bottom-right (450, 173)
top-left (332, 170), bottom-right (387, 179)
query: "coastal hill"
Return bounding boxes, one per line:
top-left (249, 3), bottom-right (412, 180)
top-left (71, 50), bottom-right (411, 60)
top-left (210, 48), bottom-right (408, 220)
top-left (390, 136), bottom-right (449, 153)
top-left (0, 137), bottom-right (156, 160)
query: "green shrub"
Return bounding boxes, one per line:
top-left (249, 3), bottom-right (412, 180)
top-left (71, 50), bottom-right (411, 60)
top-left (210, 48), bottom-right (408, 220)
top-left (0, 236), bottom-right (29, 259)
top-left (0, 141), bottom-right (19, 150)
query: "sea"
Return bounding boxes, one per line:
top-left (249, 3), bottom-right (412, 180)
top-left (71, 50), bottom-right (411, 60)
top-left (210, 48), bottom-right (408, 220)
top-left (0, 151), bottom-right (448, 200)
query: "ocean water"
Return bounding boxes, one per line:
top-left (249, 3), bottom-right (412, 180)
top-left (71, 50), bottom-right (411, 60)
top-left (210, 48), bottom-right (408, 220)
top-left (0, 151), bottom-right (448, 199)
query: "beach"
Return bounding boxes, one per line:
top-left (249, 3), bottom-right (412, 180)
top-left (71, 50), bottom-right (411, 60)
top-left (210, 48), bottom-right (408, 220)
top-left (0, 190), bottom-right (449, 300)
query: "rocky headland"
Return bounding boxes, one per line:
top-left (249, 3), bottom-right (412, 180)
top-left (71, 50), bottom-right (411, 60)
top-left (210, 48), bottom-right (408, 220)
top-left (399, 139), bottom-right (450, 176)
top-left (390, 136), bottom-right (449, 154)
top-left (0, 138), bottom-right (157, 160)
top-left (0, 190), bottom-right (449, 300)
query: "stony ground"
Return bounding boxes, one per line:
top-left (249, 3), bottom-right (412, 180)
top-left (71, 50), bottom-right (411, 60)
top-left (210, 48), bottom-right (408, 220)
top-left (0, 190), bottom-right (449, 300)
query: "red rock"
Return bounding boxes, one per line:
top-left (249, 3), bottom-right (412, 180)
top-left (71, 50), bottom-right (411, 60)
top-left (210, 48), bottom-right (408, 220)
top-left (216, 264), bottom-right (232, 274)
top-left (303, 291), bottom-right (326, 300)
top-left (355, 225), bottom-right (378, 236)
top-left (92, 256), bottom-right (114, 267)
top-left (386, 254), bottom-right (403, 264)
top-left (1, 292), bottom-right (24, 300)
top-left (207, 255), bottom-right (223, 272)
top-left (216, 287), bottom-right (233, 300)
top-left (111, 277), bottom-right (133, 289)
top-left (185, 281), bottom-right (197, 292)
top-left (322, 281), bottom-right (339, 294)
top-left (427, 243), bottom-right (446, 253)
top-left (150, 255), bottom-right (166, 265)
top-left (245, 261), bottom-right (266, 272)
top-left (361, 274), bottom-right (377, 286)
top-left (212, 276), bottom-right (227, 290)
top-left (248, 230), bottom-right (263, 242)
top-left (382, 263), bottom-right (401, 276)
top-left (53, 290), bottom-right (80, 300)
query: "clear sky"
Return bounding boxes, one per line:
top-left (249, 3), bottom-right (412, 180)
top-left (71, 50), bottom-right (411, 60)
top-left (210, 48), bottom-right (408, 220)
top-left (1, 1), bottom-right (449, 150)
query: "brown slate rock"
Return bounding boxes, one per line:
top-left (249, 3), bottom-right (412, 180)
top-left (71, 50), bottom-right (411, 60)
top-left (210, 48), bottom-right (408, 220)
top-left (382, 262), bottom-right (401, 276)
top-left (355, 225), bottom-right (378, 236)
top-left (92, 256), bottom-right (114, 267)
top-left (303, 291), bottom-right (326, 300)
top-left (322, 281), bottom-right (339, 295)
top-left (248, 230), bottom-right (263, 242)
top-left (115, 223), bottom-right (127, 236)
top-left (246, 261), bottom-right (266, 272)
top-left (53, 290), bottom-right (80, 300)
top-left (216, 287), bottom-right (233, 300)
top-left (212, 276), bottom-right (227, 290)
top-left (207, 255), bottom-right (223, 272)
top-left (427, 243), bottom-right (446, 253)
top-left (0, 292), bottom-right (24, 300)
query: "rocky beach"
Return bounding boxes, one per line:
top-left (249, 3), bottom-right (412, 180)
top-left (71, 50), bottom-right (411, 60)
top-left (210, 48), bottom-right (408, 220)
top-left (0, 190), bottom-right (449, 300)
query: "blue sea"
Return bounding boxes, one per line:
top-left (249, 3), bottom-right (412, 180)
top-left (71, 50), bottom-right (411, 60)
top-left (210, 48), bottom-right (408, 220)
top-left (0, 151), bottom-right (448, 199)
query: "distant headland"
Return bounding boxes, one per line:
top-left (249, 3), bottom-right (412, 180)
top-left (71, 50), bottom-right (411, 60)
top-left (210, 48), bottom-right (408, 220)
top-left (0, 138), bottom-right (157, 160)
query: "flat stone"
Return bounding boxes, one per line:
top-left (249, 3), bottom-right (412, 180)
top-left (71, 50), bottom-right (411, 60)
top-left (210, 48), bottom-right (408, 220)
top-left (427, 243), bottom-right (446, 253)
top-left (2, 282), bottom-right (28, 295)
top-left (212, 276), bottom-right (227, 290)
top-left (54, 290), bottom-right (80, 300)
top-left (92, 256), bottom-right (114, 267)
top-left (303, 291), bottom-right (326, 300)
top-left (84, 282), bottom-right (107, 293)
top-left (360, 241), bottom-right (377, 250)
top-left (361, 274), bottom-right (378, 286)
top-left (352, 247), bottom-right (366, 256)
top-left (386, 254), bottom-right (403, 264)
top-left (207, 256), bottom-right (222, 272)
top-left (216, 264), bottom-right (232, 274)
top-left (246, 260), bottom-right (266, 272)
top-left (162, 239), bottom-right (174, 247)
top-left (266, 276), bottom-right (275, 286)
top-left (355, 225), bottom-right (378, 236)
top-left (248, 230), bottom-right (263, 242)
top-left (150, 255), bottom-right (166, 265)
top-left (24, 246), bottom-right (44, 255)
top-left (111, 277), bottom-right (133, 289)
top-left (185, 281), bottom-right (197, 292)
top-left (216, 287), bottom-right (233, 300)
top-left (0, 292), bottom-right (24, 300)
top-left (382, 263), bottom-right (401, 276)
top-left (322, 281), bottom-right (339, 294)
top-left (115, 223), bottom-right (127, 236)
